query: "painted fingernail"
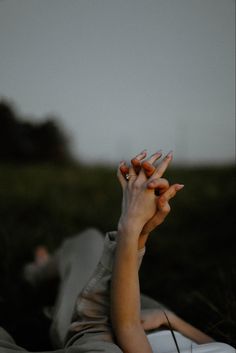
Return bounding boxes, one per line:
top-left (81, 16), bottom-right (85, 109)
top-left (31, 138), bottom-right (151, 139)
top-left (152, 149), bottom-right (162, 156)
top-left (175, 184), bottom-right (184, 191)
top-left (166, 150), bottom-right (173, 158)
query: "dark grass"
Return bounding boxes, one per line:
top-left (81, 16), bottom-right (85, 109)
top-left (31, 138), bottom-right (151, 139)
top-left (0, 163), bottom-right (235, 350)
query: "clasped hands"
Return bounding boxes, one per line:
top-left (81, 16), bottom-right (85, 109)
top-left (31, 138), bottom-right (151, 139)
top-left (117, 150), bottom-right (184, 246)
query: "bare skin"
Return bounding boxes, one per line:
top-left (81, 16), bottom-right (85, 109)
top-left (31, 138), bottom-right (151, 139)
top-left (140, 309), bottom-right (214, 344)
top-left (119, 150), bottom-right (182, 248)
top-left (34, 246), bottom-right (50, 265)
top-left (111, 150), bottom-right (213, 353)
top-left (111, 150), bottom-right (184, 353)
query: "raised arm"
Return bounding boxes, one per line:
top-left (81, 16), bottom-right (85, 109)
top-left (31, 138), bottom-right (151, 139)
top-left (111, 151), bottom-right (183, 353)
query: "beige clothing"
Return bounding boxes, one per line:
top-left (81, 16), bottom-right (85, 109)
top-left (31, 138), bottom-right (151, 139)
top-left (0, 229), bottom-right (234, 353)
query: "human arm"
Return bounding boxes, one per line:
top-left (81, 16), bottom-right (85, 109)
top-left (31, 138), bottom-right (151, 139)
top-left (111, 203), bottom-right (154, 353)
top-left (119, 150), bottom-right (180, 249)
top-left (140, 309), bottom-right (214, 344)
top-left (111, 152), bottom-right (183, 353)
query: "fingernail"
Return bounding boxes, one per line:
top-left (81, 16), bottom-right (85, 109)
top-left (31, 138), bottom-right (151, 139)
top-left (166, 150), bottom-right (173, 158)
top-left (119, 160), bottom-right (125, 166)
top-left (141, 149), bottom-right (147, 154)
top-left (176, 184), bottom-right (184, 191)
top-left (152, 149), bottom-right (162, 156)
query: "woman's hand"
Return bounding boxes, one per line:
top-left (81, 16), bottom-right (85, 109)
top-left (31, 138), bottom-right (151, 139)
top-left (113, 151), bottom-right (184, 353)
top-left (117, 157), bottom-right (158, 237)
top-left (118, 150), bottom-right (184, 246)
top-left (113, 155), bottom-right (159, 353)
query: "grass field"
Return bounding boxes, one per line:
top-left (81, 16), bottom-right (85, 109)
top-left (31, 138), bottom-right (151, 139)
top-left (0, 163), bottom-right (235, 350)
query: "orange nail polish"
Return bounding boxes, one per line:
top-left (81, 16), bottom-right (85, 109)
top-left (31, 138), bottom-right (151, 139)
top-left (176, 184), bottom-right (184, 190)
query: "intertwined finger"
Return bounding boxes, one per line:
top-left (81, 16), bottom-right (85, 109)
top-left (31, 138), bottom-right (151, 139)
top-left (146, 183), bottom-right (184, 228)
top-left (118, 161), bottom-right (139, 186)
top-left (146, 178), bottom-right (169, 194)
top-left (131, 150), bottom-right (147, 174)
top-left (158, 183), bottom-right (184, 206)
top-left (117, 161), bottom-right (128, 189)
top-left (119, 161), bottom-right (129, 179)
top-left (151, 151), bottom-right (173, 178)
top-left (119, 150), bottom-right (173, 188)
top-left (141, 150), bottom-right (162, 177)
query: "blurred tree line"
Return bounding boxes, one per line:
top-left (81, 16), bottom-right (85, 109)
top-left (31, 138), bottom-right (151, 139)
top-left (0, 99), bottom-right (235, 349)
top-left (0, 100), bottom-right (71, 163)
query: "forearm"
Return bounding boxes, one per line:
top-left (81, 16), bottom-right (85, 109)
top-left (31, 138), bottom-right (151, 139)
top-left (111, 225), bottom-right (152, 353)
top-left (111, 227), bottom-right (141, 328)
top-left (169, 313), bottom-right (214, 344)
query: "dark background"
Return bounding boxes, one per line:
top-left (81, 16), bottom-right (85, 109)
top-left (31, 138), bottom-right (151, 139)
top-left (0, 101), bottom-right (235, 350)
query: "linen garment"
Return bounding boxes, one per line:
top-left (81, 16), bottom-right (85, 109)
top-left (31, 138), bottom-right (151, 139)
top-left (0, 230), bottom-right (235, 353)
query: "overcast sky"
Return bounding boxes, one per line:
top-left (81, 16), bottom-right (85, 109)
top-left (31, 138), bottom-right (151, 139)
top-left (0, 0), bottom-right (235, 165)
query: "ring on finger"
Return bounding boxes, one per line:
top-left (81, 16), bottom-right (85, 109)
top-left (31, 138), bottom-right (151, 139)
top-left (125, 174), bottom-right (136, 181)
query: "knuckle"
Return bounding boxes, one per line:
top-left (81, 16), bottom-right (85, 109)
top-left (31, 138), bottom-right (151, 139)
top-left (162, 178), bottom-right (169, 187)
top-left (163, 204), bottom-right (171, 214)
top-left (120, 166), bottom-right (126, 174)
top-left (132, 181), bottom-right (140, 190)
top-left (142, 161), bottom-right (152, 169)
top-left (131, 158), bottom-right (139, 165)
top-left (159, 195), bottom-right (166, 203)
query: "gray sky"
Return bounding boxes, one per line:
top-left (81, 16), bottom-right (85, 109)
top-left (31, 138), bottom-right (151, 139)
top-left (0, 0), bottom-right (235, 165)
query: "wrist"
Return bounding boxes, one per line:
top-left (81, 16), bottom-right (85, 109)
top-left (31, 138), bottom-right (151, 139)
top-left (138, 233), bottom-right (150, 249)
top-left (118, 218), bottom-right (143, 236)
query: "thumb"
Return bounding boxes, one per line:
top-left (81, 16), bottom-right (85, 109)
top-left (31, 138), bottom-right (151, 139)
top-left (147, 178), bottom-right (169, 194)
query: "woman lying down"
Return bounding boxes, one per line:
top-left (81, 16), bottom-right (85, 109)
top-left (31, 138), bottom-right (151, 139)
top-left (1, 150), bottom-right (235, 353)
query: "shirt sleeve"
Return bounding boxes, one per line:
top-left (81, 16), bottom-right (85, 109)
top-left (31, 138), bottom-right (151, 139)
top-left (66, 231), bottom-right (145, 347)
